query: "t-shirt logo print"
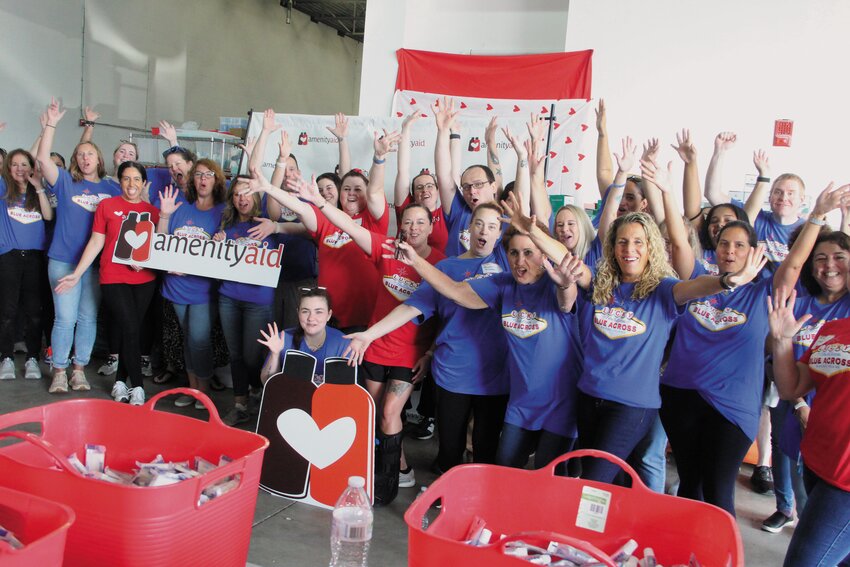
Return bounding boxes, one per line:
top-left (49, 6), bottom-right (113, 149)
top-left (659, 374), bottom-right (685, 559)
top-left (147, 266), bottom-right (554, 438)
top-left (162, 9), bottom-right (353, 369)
top-left (116, 212), bottom-right (155, 262)
top-left (501, 309), bottom-right (548, 338)
top-left (593, 306), bottom-right (647, 339)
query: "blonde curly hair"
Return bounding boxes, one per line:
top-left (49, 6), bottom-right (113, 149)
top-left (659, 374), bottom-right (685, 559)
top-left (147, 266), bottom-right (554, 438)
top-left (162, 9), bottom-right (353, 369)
top-left (592, 212), bottom-right (676, 305)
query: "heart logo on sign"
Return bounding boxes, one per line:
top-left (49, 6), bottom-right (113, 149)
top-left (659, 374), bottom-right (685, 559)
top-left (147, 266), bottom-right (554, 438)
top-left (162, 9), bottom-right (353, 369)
top-left (575, 182), bottom-right (582, 190)
top-left (568, 107), bottom-right (576, 115)
top-left (553, 122), bottom-right (561, 130)
top-left (486, 103), bottom-right (494, 111)
top-left (396, 112), bottom-right (403, 117)
top-left (460, 102), bottom-right (467, 109)
top-left (562, 166), bottom-right (569, 173)
top-left (512, 105), bottom-right (521, 112)
top-left (124, 230), bottom-right (148, 250)
top-left (581, 124), bottom-right (589, 132)
top-left (540, 106), bottom-right (548, 114)
top-left (546, 180), bottom-right (554, 188)
top-left (277, 409), bottom-right (356, 470)
top-left (565, 136), bottom-right (573, 144)
top-left (578, 154), bottom-right (586, 161)
top-left (549, 151), bottom-right (558, 159)
top-left (409, 98), bottom-right (417, 105)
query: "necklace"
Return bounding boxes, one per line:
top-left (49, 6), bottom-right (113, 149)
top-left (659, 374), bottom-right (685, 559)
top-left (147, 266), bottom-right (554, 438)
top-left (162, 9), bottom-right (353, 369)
top-left (304, 332), bottom-right (326, 351)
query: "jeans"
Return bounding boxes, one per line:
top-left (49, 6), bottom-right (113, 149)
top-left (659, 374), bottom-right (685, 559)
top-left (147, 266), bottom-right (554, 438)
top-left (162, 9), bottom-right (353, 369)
top-left (48, 259), bottom-right (100, 368)
top-left (496, 422), bottom-right (575, 470)
top-left (771, 401), bottom-right (796, 516)
top-left (577, 391), bottom-right (656, 484)
top-left (0, 250), bottom-right (44, 359)
top-left (435, 386), bottom-right (508, 472)
top-left (783, 468), bottom-right (850, 567)
top-left (218, 295), bottom-right (271, 397)
top-left (171, 302), bottom-right (214, 380)
top-left (660, 385), bottom-right (753, 517)
top-left (100, 282), bottom-right (156, 388)
top-left (627, 413), bottom-right (668, 493)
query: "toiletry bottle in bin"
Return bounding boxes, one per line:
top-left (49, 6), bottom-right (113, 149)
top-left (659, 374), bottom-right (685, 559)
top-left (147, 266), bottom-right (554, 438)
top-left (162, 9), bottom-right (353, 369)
top-left (329, 475), bottom-right (372, 567)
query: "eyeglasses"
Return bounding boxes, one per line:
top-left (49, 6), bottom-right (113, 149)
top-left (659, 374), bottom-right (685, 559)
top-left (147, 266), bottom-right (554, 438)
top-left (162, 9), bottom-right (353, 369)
top-left (193, 171), bottom-right (216, 178)
top-left (299, 286), bottom-right (327, 294)
top-left (460, 180), bottom-right (489, 192)
top-left (413, 182), bottom-right (436, 192)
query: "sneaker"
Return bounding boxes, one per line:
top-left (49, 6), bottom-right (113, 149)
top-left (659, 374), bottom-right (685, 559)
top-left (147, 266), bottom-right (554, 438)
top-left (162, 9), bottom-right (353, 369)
top-left (111, 381), bottom-right (130, 403)
top-left (13, 341), bottom-right (26, 354)
top-left (42, 347), bottom-right (52, 366)
top-left (762, 511), bottom-right (795, 533)
top-left (399, 467), bottom-right (416, 488)
top-left (97, 355), bottom-right (119, 376)
top-left (174, 394), bottom-right (194, 407)
top-left (194, 400), bottom-right (207, 411)
top-left (222, 404), bottom-right (251, 426)
top-left (69, 369), bottom-right (90, 391)
top-left (129, 386), bottom-right (145, 406)
top-left (410, 417), bottom-right (435, 440)
top-left (0, 357), bottom-right (15, 380)
top-left (140, 356), bottom-right (153, 377)
top-left (751, 465), bottom-right (775, 495)
top-left (24, 358), bottom-right (42, 380)
top-left (48, 371), bottom-right (69, 393)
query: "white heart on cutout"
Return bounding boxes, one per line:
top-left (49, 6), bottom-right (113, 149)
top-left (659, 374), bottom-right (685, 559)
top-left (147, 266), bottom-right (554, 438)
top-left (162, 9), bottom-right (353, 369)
top-left (124, 230), bottom-right (148, 250)
top-left (276, 409), bottom-right (356, 469)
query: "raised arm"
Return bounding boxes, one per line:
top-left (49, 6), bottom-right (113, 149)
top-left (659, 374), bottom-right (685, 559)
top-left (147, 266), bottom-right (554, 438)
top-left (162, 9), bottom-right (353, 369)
top-left (541, 252), bottom-right (583, 312)
top-left (31, 173), bottom-right (53, 221)
top-left (343, 303), bottom-right (424, 366)
top-left (250, 109), bottom-right (281, 174)
top-left (774, 182), bottom-right (850, 292)
top-left (258, 322), bottom-right (286, 384)
top-left (595, 99), bottom-right (614, 197)
top-left (36, 98), bottom-right (66, 187)
top-left (744, 150), bottom-right (772, 222)
top-left (158, 120), bottom-right (179, 149)
top-left (365, 129), bottom-right (399, 220)
top-left (433, 97), bottom-right (460, 216)
top-left (29, 111), bottom-right (48, 157)
top-left (598, 137), bottom-right (637, 242)
top-left (270, 130), bottom-right (292, 190)
top-left (769, 287), bottom-right (816, 398)
top-left (671, 128), bottom-right (703, 225)
top-left (502, 125), bottom-right (530, 213)
top-left (395, 240), bottom-right (487, 309)
top-left (327, 112), bottom-right (351, 175)
top-left (640, 138), bottom-right (665, 224)
top-left (642, 158), bottom-right (694, 278)
top-left (394, 110), bottom-right (422, 206)
top-left (245, 166), bottom-right (318, 232)
top-left (286, 172), bottom-right (370, 248)
top-left (485, 117), bottom-right (503, 192)
top-left (672, 245), bottom-right (766, 305)
top-left (156, 185), bottom-right (182, 233)
top-left (449, 119), bottom-right (463, 188)
top-left (704, 131), bottom-right (736, 206)
top-left (527, 137), bottom-right (551, 221)
top-left (79, 106), bottom-right (99, 145)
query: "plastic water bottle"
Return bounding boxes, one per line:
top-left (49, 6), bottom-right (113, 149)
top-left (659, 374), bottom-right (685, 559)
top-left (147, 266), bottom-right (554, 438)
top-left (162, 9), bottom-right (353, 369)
top-left (329, 476), bottom-right (373, 567)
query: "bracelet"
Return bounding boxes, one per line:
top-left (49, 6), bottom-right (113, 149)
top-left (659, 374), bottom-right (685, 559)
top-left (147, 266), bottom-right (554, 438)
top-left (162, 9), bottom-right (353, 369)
top-left (373, 156), bottom-right (386, 165)
top-left (793, 401), bottom-right (808, 412)
top-left (719, 272), bottom-right (736, 291)
top-left (36, 190), bottom-right (46, 195)
top-left (557, 284), bottom-right (571, 291)
top-left (808, 216), bottom-right (826, 226)
top-left (159, 214), bottom-right (170, 220)
top-left (275, 160), bottom-right (287, 167)
top-left (756, 176), bottom-right (771, 183)
top-left (316, 202), bottom-right (325, 211)
top-left (82, 120), bottom-right (95, 127)
top-left (45, 124), bottom-right (56, 129)
top-left (608, 183), bottom-right (626, 189)
top-left (449, 133), bottom-right (461, 140)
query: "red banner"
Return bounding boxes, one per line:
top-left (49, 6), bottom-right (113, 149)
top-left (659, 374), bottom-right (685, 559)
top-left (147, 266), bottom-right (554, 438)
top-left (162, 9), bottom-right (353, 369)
top-left (395, 48), bottom-right (593, 101)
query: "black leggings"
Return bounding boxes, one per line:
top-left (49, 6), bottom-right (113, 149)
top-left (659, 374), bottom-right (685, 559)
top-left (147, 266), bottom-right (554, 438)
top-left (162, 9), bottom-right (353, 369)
top-left (0, 250), bottom-right (43, 359)
top-left (100, 282), bottom-right (156, 388)
top-left (435, 385), bottom-right (508, 472)
top-left (660, 385), bottom-right (753, 516)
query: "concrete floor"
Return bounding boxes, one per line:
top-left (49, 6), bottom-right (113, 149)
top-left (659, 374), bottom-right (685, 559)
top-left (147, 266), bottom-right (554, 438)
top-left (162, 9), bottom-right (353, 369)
top-left (0, 354), bottom-right (794, 566)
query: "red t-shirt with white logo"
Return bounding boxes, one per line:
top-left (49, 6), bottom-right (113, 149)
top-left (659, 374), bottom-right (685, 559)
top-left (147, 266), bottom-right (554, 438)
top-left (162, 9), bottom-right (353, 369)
top-left (363, 231), bottom-right (445, 368)
top-left (800, 319), bottom-right (850, 491)
top-left (309, 203), bottom-right (389, 329)
top-left (395, 195), bottom-right (448, 254)
top-left (92, 196), bottom-right (159, 285)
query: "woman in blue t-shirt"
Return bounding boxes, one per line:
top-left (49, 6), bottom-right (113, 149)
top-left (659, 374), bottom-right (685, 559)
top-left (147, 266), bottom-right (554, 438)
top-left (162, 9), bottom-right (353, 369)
top-left (37, 99), bottom-right (119, 394)
top-left (158, 159), bottom-right (226, 409)
top-left (0, 149), bottom-right (53, 381)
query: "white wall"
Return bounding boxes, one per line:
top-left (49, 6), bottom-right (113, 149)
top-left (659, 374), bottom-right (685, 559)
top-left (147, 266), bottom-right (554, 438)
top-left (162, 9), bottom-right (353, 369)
top-left (0, 0), bottom-right (362, 164)
top-left (358, 0), bottom-right (570, 116)
top-left (566, 0), bottom-right (850, 208)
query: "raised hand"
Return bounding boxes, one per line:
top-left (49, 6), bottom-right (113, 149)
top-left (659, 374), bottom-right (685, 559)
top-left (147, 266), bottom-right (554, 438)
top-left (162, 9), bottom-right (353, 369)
top-left (432, 96), bottom-right (458, 132)
top-left (158, 120), bottom-right (177, 146)
top-left (236, 136), bottom-right (257, 158)
top-left (640, 137), bottom-right (661, 164)
top-left (46, 97), bottom-right (67, 126)
top-left (157, 185), bottom-right (183, 216)
top-left (670, 128), bottom-right (696, 164)
top-left (342, 331), bottom-right (373, 367)
top-left (525, 138), bottom-right (545, 177)
top-left (390, 238), bottom-right (422, 267)
top-left (527, 112), bottom-right (546, 144)
top-left (374, 129), bottom-right (401, 157)
top-left (286, 173), bottom-right (323, 205)
top-left (613, 136), bottom-right (637, 174)
top-left (257, 322), bottom-right (286, 355)
top-left (542, 251), bottom-right (585, 289)
top-left (767, 287), bottom-right (812, 340)
top-left (811, 182), bottom-right (850, 216)
top-left (640, 159), bottom-right (674, 193)
top-left (485, 116), bottom-right (499, 148)
top-left (401, 109), bottom-right (422, 132)
top-left (500, 191), bottom-right (535, 234)
top-left (753, 149), bottom-right (771, 177)
top-left (595, 98), bottom-right (606, 133)
top-left (39, 111), bottom-right (48, 130)
top-left (83, 106), bottom-right (100, 123)
top-left (212, 231), bottom-right (226, 242)
top-left (728, 244), bottom-right (768, 287)
top-left (278, 130), bottom-right (292, 159)
top-left (262, 108), bottom-right (281, 133)
top-left (501, 125), bottom-right (526, 158)
top-left (326, 112), bottom-right (349, 140)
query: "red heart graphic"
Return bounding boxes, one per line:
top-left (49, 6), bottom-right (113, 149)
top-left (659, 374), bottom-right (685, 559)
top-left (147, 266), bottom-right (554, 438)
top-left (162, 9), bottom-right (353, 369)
top-left (433, 99), bottom-right (439, 107)
top-left (575, 182), bottom-right (582, 190)
top-left (546, 180), bottom-right (554, 188)
top-left (581, 124), bottom-right (589, 131)
top-left (410, 98), bottom-right (417, 105)
top-left (512, 105), bottom-right (520, 112)
top-left (540, 106), bottom-right (548, 114)
top-left (565, 137), bottom-right (573, 144)
top-left (396, 112), bottom-right (403, 117)
top-left (578, 153), bottom-right (586, 161)
top-left (549, 151), bottom-right (557, 159)
top-left (553, 122), bottom-right (561, 130)
top-left (561, 166), bottom-right (569, 173)
top-left (486, 103), bottom-right (494, 111)
top-left (460, 102), bottom-right (467, 109)
top-left (569, 107), bottom-right (576, 115)
top-left (420, 113), bottom-right (428, 118)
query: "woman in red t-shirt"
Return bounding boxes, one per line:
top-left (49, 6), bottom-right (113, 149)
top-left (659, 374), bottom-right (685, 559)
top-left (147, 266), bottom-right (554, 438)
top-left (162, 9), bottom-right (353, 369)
top-left (769, 286), bottom-right (850, 567)
top-left (56, 161), bottom-right (159, 406)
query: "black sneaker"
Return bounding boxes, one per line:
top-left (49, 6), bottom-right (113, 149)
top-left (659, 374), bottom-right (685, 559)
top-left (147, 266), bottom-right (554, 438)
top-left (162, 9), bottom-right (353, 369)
top-left (409, 417), bottom-right (435, 440)
top-left (750, 465), bottom-right (774, 495)
top-left (762, 511), bottom-right (794, 533)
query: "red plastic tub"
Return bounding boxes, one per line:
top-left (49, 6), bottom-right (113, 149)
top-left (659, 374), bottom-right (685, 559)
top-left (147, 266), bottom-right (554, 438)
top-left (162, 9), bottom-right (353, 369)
top-left (405, 450), bottom-right (743, 567)
top-left (0, 485), bottom-right (74, 567)
top-left (0, 388), bottom-right (268, 567)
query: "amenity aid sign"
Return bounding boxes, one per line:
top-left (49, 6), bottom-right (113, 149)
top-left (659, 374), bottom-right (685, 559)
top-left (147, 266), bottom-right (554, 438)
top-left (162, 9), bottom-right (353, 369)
top-left (111, 212), bottom-right (284, 287)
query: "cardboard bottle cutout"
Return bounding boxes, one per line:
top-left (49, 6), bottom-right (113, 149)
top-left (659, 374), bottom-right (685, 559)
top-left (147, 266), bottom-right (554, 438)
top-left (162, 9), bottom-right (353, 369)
top-left (114, 211), bottom-right (138, 261)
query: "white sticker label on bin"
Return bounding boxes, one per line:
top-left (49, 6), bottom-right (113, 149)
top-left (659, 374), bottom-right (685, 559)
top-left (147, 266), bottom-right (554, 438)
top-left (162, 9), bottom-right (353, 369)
top-left (575, 486), bottom-right (611, 533)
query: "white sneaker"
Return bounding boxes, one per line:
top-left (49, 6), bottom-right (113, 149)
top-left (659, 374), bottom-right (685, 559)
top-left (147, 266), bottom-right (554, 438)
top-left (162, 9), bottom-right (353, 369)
top-left (69, 369), bottom-right (90, 391)
top-left (194, 399), bottom-right (207, 411)
top-left (97, 355), bottom-right (119, 376)
top-left (24, 358), bottom-right (41, 380)
top-left (140, 356), bottom-right (153, 377)
top-left (0, 357), bottom-right (15, 380)
top-left (129, 387), bottom-right (145, 406)
top-left (174, 395), bottom-right (194, 407)
top-left (48, 371), bottom-right (69, 394)
top-left (399, 467), bottom-right (416, 488)
top-left (111, 381), bottom-right (130, 403)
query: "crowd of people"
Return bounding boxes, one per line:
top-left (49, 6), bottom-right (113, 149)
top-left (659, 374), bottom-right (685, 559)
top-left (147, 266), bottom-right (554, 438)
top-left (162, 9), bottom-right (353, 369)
top-left (0, 96), bottom-right (848, 566)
